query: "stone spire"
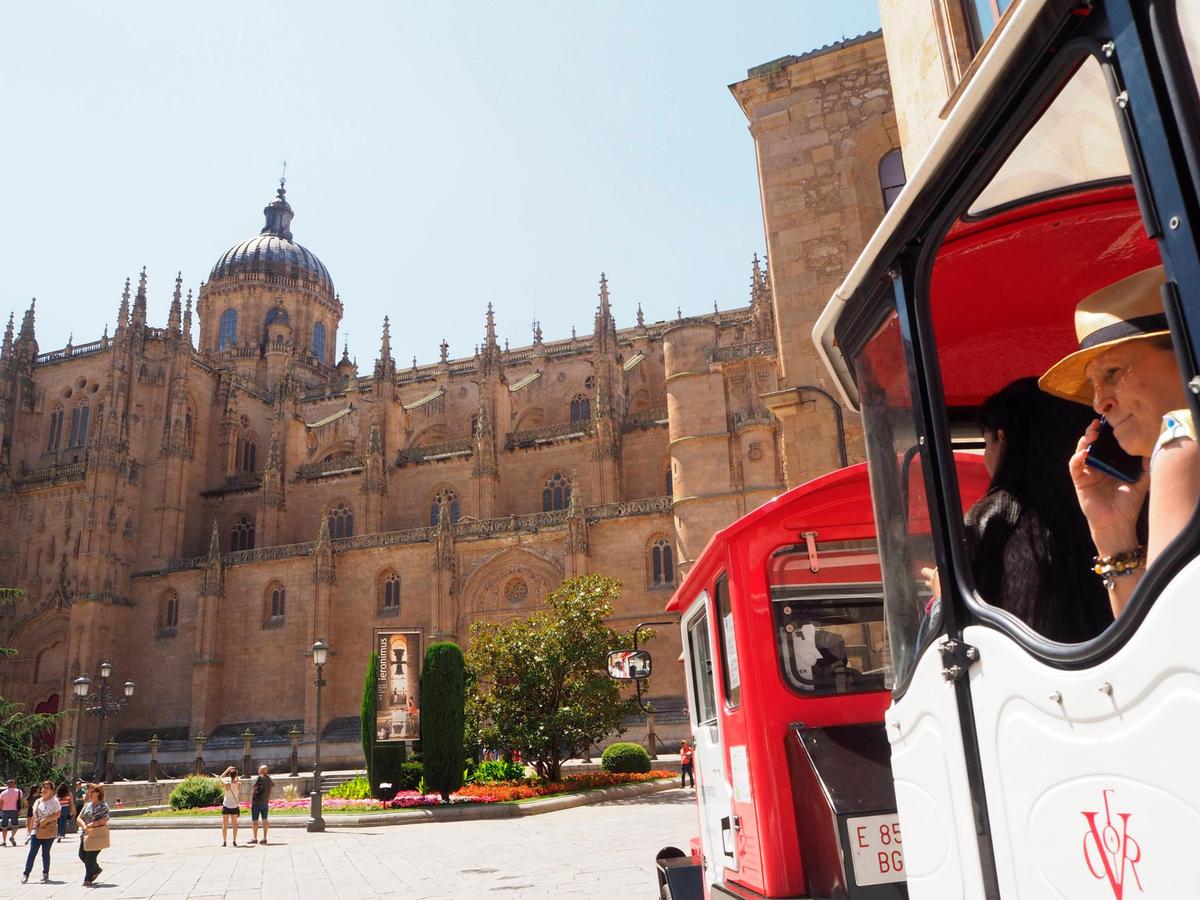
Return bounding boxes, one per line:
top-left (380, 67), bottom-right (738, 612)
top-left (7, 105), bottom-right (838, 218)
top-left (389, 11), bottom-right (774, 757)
top-left (1, 312), bottom-right (13, 363)
top-left (439, 338), bottom-right (449, 363)
top-left (167, 272), bottom-right (183, 335)
top-left (116, 278), bottom-right (131, 334)
top-left (374, 316), bottom-right (395, 381)
top-left (183, 290), bottom-right (193, 343)
top-left (17, 298), bottom-right (36, 344)
top-left (593, 273), bottom-right (618, 353)
top-left (132, 267), bottom-right (148, 327)
top-left (750, 252), bottom-right (775, 340)
top-left (532, 320), bottom-right (543, 346)
top-left (636, 303), bottom-right (645, 329)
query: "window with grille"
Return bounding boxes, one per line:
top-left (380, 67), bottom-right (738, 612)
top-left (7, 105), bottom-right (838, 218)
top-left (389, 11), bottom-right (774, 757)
top-left (312, 322), bottom-right (326, 361)
top-left (67, 400), bottom-right (89, 448)
top-left (430, 488), bottom-right (461, 525)
top-left (218, 308), bottom-right (238, 350)
top-left (382, 573), bottom-right (400, 610)
top-left (542, 472), bottom-right (570, 512)
top-left (651, 538), bottom-right (676, 587)
top-left (570, 394), bottom-right (591, 423)
top-left (329, 503), bottom-right (354, 539)
top-left (162, 592), bottom-right (179, 630)
top-left (231, 516), bottom-right (255, 552)
top-left (46, 406), bottom-right (63, 452)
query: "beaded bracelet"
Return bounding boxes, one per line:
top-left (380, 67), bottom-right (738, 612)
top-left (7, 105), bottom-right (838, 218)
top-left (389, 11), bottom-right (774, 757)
top-left (1092, 546), bottom-right (1146, 591)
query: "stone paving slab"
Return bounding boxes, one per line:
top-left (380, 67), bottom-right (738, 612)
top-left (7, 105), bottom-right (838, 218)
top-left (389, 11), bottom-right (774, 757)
top-left (0, 786), bottom-right (696, 899)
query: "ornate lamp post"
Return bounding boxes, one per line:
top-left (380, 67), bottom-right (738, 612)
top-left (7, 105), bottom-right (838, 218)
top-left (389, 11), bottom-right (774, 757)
top-left (71, 676), bottom-right (90, 779)
top-left (307, 640), bottom-right (328, 833)
top-left (80, 662), bottom-right (135, 780)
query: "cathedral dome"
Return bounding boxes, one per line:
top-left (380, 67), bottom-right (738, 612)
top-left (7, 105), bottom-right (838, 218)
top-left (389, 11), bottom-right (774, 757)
top-left (208, 183), bottom-right (333, 294)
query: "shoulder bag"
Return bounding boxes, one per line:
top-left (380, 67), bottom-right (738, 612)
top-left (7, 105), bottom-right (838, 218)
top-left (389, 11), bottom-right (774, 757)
top-left (83, 822), bottom-right (111, 851)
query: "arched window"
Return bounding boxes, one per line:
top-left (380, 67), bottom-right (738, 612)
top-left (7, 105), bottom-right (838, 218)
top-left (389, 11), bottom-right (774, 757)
top-left (231, 515), bottom-right (255, 552)
top-left (312, 322), bottom-right (326, 361)
top-left (236, 434), bottom-right (257, 473)
top-left (218, 308), bottom-right (238, 350)
top-left (381, 572), bottom-right (401, 611)
top-left (879, 148), bottom-right (907, 210)
top-left (266, 583), bottom-right (286, 621)
top-left (161, 591), bottom-right (179, 631)
top-left (272, 334), bottom-right (284, 351)
top-left (184, 409), bottom-right (194, 450)
top-left (651, 538), bottom-right (676, 587)
top-left (430, 488), bottom-right (461, 526)
top-left (328, 503), bottom-right (354, 539)
top-left (542, 471), bottom-right (570, 512)
top-left (265, 306), bottom-right (288, 327)
top-left (67, 399), bottom-right (90, 448)
top-left (664, 462), bottom-right (673, 498)
top-left (570, 394), bottom-right (591, 423)
top-left (46, 405), bottom-right (63, 452)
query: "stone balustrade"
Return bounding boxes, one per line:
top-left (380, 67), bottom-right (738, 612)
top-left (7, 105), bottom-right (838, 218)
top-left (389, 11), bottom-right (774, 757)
top-left (622, 407), bottom-right (668, 431)
top-left (16, 460), bottom-right (86, 487)
top-left (712, 339), bottom-right (777, 362)
top-left (505, 420), bottom-right (592, 449)
top-left (295, 456), bottom-right (364, 480)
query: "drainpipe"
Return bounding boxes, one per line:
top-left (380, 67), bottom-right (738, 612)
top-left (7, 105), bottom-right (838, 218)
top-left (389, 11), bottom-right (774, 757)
top-left (796, 385), bottom-right (848, 469)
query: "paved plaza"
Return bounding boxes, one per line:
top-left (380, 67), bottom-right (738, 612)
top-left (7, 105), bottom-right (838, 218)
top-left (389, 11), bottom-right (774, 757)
top-left (0, 788), bottom-right (695, 899)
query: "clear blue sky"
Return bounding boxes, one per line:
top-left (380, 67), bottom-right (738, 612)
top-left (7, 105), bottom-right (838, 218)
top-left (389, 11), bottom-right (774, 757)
top-left (0, 1), bottom-right (880, 367)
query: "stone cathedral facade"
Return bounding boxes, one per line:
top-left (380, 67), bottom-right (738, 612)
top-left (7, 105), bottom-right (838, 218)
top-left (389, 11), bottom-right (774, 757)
top-left (0, 183), bottom-right (786, 766)
top-left (0, 30), bottom-right (900, 769)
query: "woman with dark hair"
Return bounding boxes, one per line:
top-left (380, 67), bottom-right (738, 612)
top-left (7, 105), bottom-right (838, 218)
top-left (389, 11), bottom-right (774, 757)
top-left (965, 377), bottom-right (1113, 642)
top-left (923, 377), bottom-right (1112, 642)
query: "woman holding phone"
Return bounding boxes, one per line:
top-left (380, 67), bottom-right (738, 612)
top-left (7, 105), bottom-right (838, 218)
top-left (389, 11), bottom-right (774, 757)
top-left (219, 768), bottom-right (241, 847)
top-left (1040, 265), bottom-right (1200, 616)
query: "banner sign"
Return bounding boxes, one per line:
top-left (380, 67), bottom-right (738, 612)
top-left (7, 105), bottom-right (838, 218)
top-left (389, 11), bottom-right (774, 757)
top-left (375, 630), bottom-right (421, 742)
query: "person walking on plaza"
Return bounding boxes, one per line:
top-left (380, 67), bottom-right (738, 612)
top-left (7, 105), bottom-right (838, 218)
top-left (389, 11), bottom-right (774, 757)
top-left (219, 767), bottom-right (241, 847)
top-left (76, 784), bottom-right (110, 887)
top-left (21, 782), bottom-right (60, 884)
top-left (679, 740), bottom-right (695, 788)
top-left (0, 779), bottom-right (22, 847)
top-left (249, 765), bottom-right (274, 845)
top-left (54, 783), bottom-right (75, 842)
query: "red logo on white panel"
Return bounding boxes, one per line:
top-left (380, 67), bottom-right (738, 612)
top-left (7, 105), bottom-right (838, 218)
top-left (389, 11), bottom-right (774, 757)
top-left (1081, 789), bottom-right (1143, 899)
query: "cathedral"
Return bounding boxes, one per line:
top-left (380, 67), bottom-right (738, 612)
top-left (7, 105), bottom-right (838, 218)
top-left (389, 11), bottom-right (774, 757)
top-left (0, 23), bottom-right (904, 771)
top-left (0, 181), bottom-right (786, 769)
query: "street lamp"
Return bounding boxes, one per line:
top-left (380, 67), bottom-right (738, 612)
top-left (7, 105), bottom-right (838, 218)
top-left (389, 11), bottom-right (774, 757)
top-left (307, 639), bottom-right (329, 833)
top-left (71, 676), bottom-right (90, 779)
top-left (81, 662), bottom-right (135, 782)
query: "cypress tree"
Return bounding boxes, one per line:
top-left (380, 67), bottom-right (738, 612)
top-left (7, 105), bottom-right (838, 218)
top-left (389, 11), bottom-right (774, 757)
top-left (360, 652), bottom-right (379, 796)
top-left (420, 641), bottom-right (466, 801)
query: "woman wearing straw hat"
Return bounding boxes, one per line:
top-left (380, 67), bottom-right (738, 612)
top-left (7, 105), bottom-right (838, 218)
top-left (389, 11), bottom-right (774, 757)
top-left (1040, 265), bottom-right (1199, 617)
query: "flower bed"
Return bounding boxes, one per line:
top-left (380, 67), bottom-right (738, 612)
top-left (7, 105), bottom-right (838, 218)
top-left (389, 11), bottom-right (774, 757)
top-left (136, 770), bottom-right (675, 816)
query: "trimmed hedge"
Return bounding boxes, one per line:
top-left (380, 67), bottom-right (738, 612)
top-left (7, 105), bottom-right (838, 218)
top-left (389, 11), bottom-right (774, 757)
top-left (169, 776), bottom-right (224, 810)
top-left (420, 642), bottom-right (467, 800)
top-left (601, 742), bottom-right (652, 774)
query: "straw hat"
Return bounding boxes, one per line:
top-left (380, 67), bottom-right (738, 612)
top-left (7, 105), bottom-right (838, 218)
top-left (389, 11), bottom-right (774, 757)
top-left (1038, 265), bottom-right (1169, 404)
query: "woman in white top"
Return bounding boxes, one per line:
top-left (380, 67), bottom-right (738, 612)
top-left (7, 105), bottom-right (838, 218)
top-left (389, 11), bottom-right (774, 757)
top-left (219, 767), bottom-right (241, 847)
top-left (21, 782), bottom-right (60, 883)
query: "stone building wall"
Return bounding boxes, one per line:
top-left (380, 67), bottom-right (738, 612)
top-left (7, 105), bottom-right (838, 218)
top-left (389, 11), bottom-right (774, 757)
top-left (729, 31), bottom-right (899, 487)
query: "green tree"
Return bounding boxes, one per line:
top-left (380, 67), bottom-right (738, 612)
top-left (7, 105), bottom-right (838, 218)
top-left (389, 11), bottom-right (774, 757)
top-left (420, 642), bottom-right (466, 801)
top-left (0, 587), bottom-right (70, 784)
top-left (360, 652), bottom-right (379, 795)
top-left (466, 574), bottom-right (640, 782)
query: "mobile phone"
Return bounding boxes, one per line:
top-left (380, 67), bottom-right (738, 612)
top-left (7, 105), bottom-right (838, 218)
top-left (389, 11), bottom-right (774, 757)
top-left (1087, 418), bottom-right (1143, 483)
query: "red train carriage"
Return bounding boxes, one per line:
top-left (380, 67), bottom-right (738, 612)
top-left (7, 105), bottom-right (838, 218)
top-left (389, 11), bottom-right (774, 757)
top-left (652, 458), bottom-right (988, 900)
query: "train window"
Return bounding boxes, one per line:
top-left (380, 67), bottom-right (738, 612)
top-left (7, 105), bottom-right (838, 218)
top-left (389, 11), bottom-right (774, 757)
top-left (768, 544), bottom-right (888, 696)
top-left (713, 575), bottom-right (740, 708)
top-left (686, 599), bottom-right (718, 726)
top-left (853, 311), bottom-right (940, 688)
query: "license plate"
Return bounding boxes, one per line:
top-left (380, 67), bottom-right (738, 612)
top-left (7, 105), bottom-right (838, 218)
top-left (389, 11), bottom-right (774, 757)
top-left (845, 814), bottom-right (905, 886)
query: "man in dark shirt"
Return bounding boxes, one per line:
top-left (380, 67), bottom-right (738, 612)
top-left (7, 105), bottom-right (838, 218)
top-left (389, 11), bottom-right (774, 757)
top-left (249, 766), bottom-right (274, 845)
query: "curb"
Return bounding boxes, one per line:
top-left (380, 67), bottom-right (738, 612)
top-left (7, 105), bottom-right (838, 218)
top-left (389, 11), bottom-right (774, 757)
top-left (108, 778), bottom-right (680, 829)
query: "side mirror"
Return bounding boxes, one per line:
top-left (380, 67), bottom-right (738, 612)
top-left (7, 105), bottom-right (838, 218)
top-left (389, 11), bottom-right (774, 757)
top-left (608, 649), bottom-right (652, 680)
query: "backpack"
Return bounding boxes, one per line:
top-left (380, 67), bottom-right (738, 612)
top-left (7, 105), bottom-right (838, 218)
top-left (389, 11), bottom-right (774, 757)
top-left (252, 777), bottom-right (265, 801)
